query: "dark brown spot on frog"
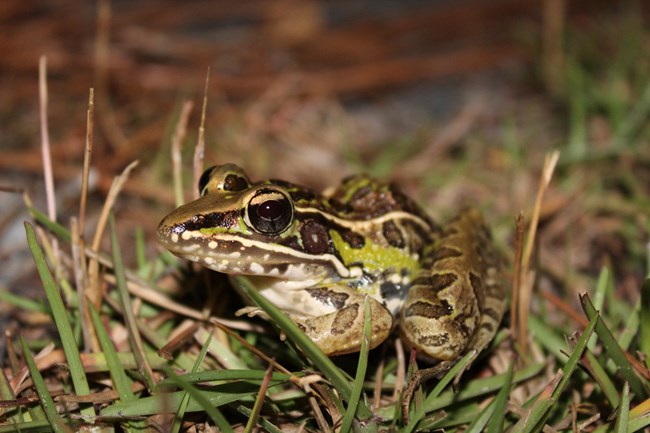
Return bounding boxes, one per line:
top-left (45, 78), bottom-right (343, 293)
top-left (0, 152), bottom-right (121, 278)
top-left (288, 188), bottom-right (317, 203)
top-left (331, 304), bottom-right (359, 335)
top-left (479, 322), bottom-right (495, 334)
top-left (380, 280), bottom-right (403, 300)
top-left (432, 246), bottom-right (463, 262)
top-left (417, 332), bottom-right (449, 347)
top-left (410, 275), bottom-right (431, 287)
top-left (406, 299), bottom-right (453, 319)
top-left (265, 263), bottom-right (289, 275)
top-left (300, 219), bottom-right (331, 255)
top-left (223, 174), bottom-right (250, 192)
top-left (351, 184), bottom-right (373, 202)
top-left (341, 229), bottom-right (365, 248)
top-left (469, 272), bottom-right (485, 303)
top-left (382, 220), bottom-right (405, 248)
top-left (182, 210), bottom-right (240, 232)
top-left (402, 219), bottom-right (438, 248)
top-left (306, 288), bottom-right (349, 309)
top-left (454, 312), bottom-right (475, 338)
top-left (430, 273), bottom-right (458, 292)
top-left (482, 307), bottom-right (502, 322)
top-left (279, 235), bottom-right (304, 252)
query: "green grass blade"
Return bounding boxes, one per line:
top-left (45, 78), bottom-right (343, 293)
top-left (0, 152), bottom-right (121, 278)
top-left (618, 299), bottom-right (640, 352)
top-left (195, 327), bottom-right (248, 370)
top-left (0, 288), bottom-right (48, 313)
top-left (513, 308), bottom-right (598, 433)
top-left (234, 277), bottom-right (355, 402)
top-left (588, 267), bottom-right (610, 351)
top-left (171, 333), bottom-right (213, 433)
top-left (629, 411), bottom-right (650, 432)
top-left (582, 349), bottom-right (620, 408)
top-left (109, 215), bottom-right (156, 390)
top-left (486, 361), bottom-right (515, 433)
top-left (235, 405), bottom-right (284, 433)
top-left (28, 207), bottom-right (71, 242)
top-left (159, 369), bottom-right (235, 433)
top-left (404, 350), bottom-right (476, 433)
top-left (614, 79), bottom-right (650, 147)
top-left (0, 419), bottom-right (56, 432)
top-left (0, 364), bottom-right (22, 425)
top-left (581, 293), bottom-right (648, 398)
top-left (102, 381), bottom-right (271, 417)
top-left (134, 227), bottom-right (147, 270)
top-left (614, 382), bottom-right (630, 433)
top-left (157, 369), bottom-right (293, 386)
top-left (528, 315), bottom-right (567, 361)
top-left (24, 222), bottom-right (94, 419)
top-left (88, 303), bottom-right (134, 403)
top-left (20, 337), bottom-right (70, 433)
top-left (640, 276), bottom-right (650, 371)
top-left (340, 296), bottom-right (372, 433)
top-left (465, 398), bottom-right (496, 433)
top-left (416, 362), bottom-right (544, 414)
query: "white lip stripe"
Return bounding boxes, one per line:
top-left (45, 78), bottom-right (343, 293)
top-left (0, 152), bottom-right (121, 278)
top-left (184, 232), bottom-right (353, 278)
top-left (296, 207), bottom-right (430, 231)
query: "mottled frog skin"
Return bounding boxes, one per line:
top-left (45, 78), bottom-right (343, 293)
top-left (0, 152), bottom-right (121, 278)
top-left (157, 164), bottom-right (504, 367)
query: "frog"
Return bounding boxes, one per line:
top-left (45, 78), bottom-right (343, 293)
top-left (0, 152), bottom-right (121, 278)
top-left (156, 164), bottom-right (505, 370)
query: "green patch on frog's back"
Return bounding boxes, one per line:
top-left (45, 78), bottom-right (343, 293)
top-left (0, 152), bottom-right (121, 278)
top-left (329, 229), bottom-right (420, 277)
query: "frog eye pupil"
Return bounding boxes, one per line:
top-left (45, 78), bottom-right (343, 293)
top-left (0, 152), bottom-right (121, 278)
top-left (257, 200), bottom-right (283, 221)
top-left (247, 189), bottom-right (293, 235)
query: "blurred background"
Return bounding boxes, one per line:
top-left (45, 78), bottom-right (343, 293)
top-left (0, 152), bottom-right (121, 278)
top-left (1, 0), bottom-right (648, 301)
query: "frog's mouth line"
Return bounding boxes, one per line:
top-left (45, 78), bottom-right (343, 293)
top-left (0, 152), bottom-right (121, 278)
top-left (160, 229), bottom-right (357, 281)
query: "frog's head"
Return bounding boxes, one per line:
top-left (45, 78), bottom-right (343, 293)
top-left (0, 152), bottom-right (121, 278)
top-left (157, 164), bottom-right (355, 281)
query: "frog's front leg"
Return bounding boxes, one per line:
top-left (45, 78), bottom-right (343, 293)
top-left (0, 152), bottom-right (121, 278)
top-left (249, 284), bottom-right (394, 356)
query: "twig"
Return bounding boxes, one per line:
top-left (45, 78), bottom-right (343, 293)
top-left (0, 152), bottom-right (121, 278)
top-left (79, 88), bottom-right (95, 236)
top-left (38, 56), bottom-right (58, 262)
top-left (192, 68), bottom-right (210, 200)
top-left (70, 217), bottom-right (94, 352)
top-left (87, 161), bottom-right (139, 308)
top-left (172, 100), bottom-right (194, 207)
top-left (518, 150), bottom-right (560, 356)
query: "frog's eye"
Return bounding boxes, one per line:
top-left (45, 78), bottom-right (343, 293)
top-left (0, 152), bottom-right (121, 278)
top-left (222, 173), bottom-right (250, 192)
top-left (199, 164), bottom-right (251, 196)
top-left (245, 189), bottom-right (293, 235)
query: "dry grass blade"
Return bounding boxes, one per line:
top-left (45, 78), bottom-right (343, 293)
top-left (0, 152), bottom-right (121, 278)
top-left (87, 160), bottom-right (139, 309)
top-left (38, 56), bottom-right (59, 266)
top-left (517, 150), bottom-right (560, 356)
top-left (243, 361), bottom-right (275, 433)
top-left (79, 88), bottom-right (94, 236)
top-left (38, 56), bottom-right (55, 227)
top-left (109, 214), bottom-right (156, 390)
top-left (172, 100), bottom-right (194, 207)
top-left (70, 217), bottom-right (94, 352)
top-left (192, 68), bottom-right (210, 200)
